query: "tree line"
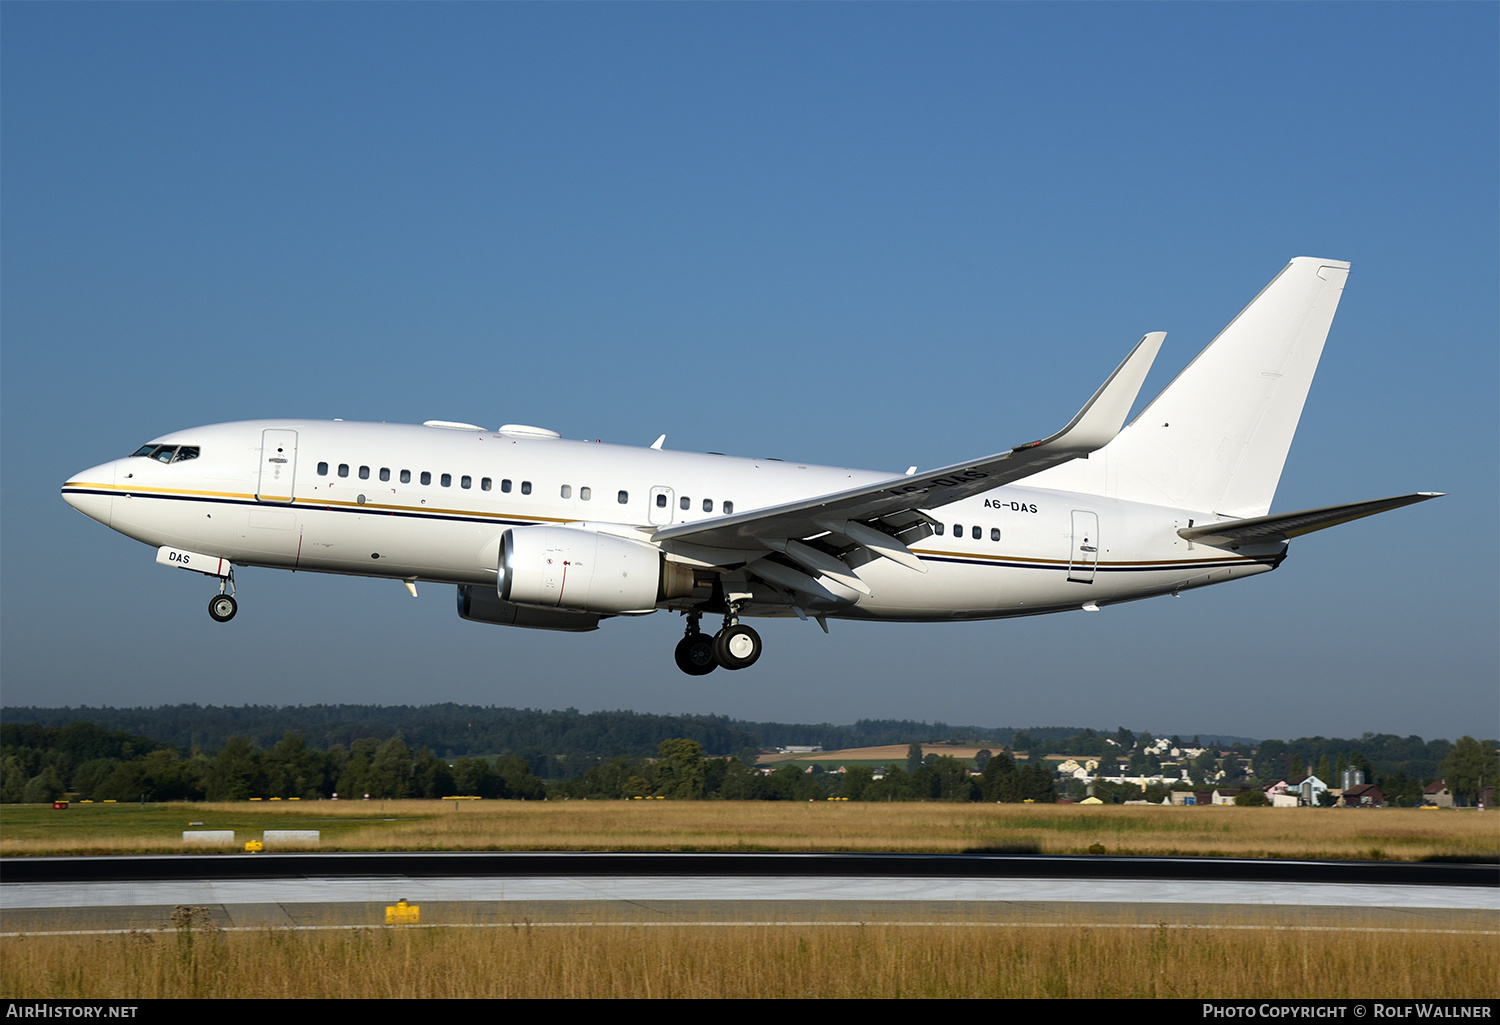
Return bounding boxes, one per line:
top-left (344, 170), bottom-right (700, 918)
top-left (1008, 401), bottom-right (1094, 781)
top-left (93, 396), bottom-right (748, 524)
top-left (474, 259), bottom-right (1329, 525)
top-left (0, 722), bottom-right (545, 803)
top-left (554, 741), bottom-right (1057, 803)
top-left (3, 713), bottom-right (1492, 806)
top-left (1, 724), bottom-right (1060, 804)
top-left (0, 704), bottom-right (763, 766)
top-left (2, 704), bottom-right (1262, 771)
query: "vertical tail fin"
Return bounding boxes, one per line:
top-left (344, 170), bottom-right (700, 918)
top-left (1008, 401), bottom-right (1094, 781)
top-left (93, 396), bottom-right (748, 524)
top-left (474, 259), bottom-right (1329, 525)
top-left (1099, 257), bottom-right (1350, 518)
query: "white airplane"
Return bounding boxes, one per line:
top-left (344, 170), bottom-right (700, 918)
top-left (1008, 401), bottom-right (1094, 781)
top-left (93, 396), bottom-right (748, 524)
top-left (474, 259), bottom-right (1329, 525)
top-left (63, 257), bottom-right (1440, 675)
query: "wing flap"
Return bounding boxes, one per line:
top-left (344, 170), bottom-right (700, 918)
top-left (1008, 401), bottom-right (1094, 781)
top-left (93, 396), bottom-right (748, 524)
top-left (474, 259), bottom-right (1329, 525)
top-left (815, 517), bottom-right (926, 573)
top-left (761, 537), bottom-right (874, 595)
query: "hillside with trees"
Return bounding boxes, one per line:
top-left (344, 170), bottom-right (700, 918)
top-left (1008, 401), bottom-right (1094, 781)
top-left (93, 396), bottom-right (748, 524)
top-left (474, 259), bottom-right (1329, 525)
top-left (3, 705), bottom-right (1492, 807)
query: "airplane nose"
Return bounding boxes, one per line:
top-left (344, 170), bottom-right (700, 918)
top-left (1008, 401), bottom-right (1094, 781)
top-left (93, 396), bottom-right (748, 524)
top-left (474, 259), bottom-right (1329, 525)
top-left (62, 460), bottom-right (116, 527)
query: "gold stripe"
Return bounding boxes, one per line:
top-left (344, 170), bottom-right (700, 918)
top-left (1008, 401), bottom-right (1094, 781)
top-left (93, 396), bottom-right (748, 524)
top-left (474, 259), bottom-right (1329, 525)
top-left (291, 496), bottom-right (574, 524)
top-left (65, 481), bottom-right (577, 525)
top-left (64, 482), bottom-right (251, 500)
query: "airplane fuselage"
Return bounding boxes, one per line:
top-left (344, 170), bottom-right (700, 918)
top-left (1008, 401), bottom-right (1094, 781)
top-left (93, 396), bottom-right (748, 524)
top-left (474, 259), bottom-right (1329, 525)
top-left (63, 417), bottom-right (1279, 625)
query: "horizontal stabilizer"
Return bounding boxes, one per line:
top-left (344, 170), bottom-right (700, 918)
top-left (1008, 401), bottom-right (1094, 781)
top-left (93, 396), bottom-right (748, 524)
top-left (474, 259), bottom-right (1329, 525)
top-left (1176, 493), bottom-right (1443, 548)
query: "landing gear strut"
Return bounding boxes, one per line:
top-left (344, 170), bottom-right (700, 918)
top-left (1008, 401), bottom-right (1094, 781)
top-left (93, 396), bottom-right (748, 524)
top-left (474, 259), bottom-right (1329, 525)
top-left (208, 570), bottom-right (237, 623)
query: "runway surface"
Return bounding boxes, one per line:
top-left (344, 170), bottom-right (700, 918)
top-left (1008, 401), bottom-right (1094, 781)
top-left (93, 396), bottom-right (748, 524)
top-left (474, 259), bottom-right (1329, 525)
top-left (4, 853), bottom-right (1495, 935)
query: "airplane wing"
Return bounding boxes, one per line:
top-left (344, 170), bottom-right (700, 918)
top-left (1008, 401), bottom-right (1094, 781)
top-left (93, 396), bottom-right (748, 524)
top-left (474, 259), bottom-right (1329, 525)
top-left (1175, 493), bottom-right (1444, 548)
top-left (653, 333), bottom-right (1164, 579)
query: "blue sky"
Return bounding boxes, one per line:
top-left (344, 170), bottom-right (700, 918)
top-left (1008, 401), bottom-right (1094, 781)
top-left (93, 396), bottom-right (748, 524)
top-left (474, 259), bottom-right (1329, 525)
top-left (3, 3), bottom-right (1495, 742)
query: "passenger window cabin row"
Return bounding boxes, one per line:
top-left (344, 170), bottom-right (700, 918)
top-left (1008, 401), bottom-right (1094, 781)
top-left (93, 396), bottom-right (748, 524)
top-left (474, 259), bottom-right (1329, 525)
top-left (933, 522), bottom-right (1003, 542)
top-left (316, 460), bottom-right (734, 514)
top-left (318, 461), bottom-right (500, 491)
top-left (669, 495), bottom-right (733, 514)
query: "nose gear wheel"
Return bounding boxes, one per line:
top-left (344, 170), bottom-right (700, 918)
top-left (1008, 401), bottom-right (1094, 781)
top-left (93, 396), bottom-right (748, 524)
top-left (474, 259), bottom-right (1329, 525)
top-left (208, 594), bottom-right (238, 622)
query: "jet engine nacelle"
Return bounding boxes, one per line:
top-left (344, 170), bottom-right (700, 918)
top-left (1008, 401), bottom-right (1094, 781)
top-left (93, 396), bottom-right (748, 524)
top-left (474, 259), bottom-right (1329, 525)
top-left (456, 585), bottom-right (601, 632)
top-left (500, 525), bottom-right (692, 614)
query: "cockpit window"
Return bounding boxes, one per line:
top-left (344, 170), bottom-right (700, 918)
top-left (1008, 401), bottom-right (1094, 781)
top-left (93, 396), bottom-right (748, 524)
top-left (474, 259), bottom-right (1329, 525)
top-left (129, 444), bottom-right (199, 463)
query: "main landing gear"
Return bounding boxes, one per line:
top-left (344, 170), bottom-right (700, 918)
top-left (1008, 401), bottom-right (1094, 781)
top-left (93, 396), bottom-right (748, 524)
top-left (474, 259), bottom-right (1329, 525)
top-left (673, 610), bottom-right (762, 675)
top-left (207, 570), bottom-right (237, 623)
top-left (674, 627), bottom-right (717, 676)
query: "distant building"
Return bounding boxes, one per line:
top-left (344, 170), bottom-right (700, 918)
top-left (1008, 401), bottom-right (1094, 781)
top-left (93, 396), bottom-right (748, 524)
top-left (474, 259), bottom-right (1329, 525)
top-left (1057, 759), bottom-right (1091, 779)
top-left (1342, 784), bottom-right (1384, 808)
top-left (1422, 781), bottom-right (1454, 808)
top-left (1287, 774), bottom-right (1330, 807)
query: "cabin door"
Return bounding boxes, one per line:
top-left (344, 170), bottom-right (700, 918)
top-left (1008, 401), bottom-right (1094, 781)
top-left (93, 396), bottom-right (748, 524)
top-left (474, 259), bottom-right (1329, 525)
top-left (648, 486), bottom-right (675, 526)
top-left (257, 429), bottom-right (298, 503)
top-left (1068, 510), bottom-right (1099, 584)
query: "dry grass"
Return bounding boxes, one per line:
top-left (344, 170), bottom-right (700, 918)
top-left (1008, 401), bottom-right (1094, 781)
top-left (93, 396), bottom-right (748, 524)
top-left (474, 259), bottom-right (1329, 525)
top-left (2, 916), bottom-right (1494, 999)
top-left (5, 801), bottom-right (1494, 861)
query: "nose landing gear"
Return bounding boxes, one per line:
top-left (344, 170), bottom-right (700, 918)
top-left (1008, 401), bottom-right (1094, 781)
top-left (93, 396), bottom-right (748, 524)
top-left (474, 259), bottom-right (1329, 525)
top-left (207, 570), bottom-right (237, 623)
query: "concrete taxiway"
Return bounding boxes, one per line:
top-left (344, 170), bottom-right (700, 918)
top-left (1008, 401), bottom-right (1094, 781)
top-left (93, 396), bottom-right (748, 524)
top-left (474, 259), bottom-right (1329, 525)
top-left (3, 853), bottom-right (1495, 935)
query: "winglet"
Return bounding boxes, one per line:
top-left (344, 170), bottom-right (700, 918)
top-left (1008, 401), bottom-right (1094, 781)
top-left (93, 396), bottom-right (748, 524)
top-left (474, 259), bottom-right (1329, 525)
top-left (1017, 332), bottom-right (1164, 454)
